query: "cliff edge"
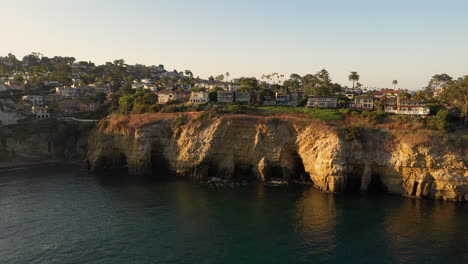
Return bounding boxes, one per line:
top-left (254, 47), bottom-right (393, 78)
top-left (87, 113), bottom-right (468, 201)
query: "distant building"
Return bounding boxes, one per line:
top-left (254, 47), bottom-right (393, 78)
top-left (190, 91), bottom-right (209, 104)
top-left (22, 95), bottom-right (44, 106)
top-left (235, 92), bottom-right (251, 103)
top-left (384, 97), bottom-right (430, 115)
top-left (262, 90), bottom-right (276, 106)
top-left (56, 86), bottom-right (79, 97)
top-left (354, 96), bottom-right (377, 110)
top-left (307, 96), bottom-right (338, 108)
top-left (0, 111), bottom-right (22, 126)
top-left (157, 90), bottom-right (179, 104)
top-left (31, 106), bottom-right (50, 119)
top-left (373, 89), bottom-right (401, 98)
top-left (275, 92), bottom-right (290, 106)
top-left (217, 91), bottom-right (234, 103)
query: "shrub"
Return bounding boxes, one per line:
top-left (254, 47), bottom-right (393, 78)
top-left (341, 125), bottom-right (362, 141)
top-left (427, 109), bottom-right (453, 132)
top-left (455, 135), bottom-right (468, 148)
top-left (192, 109), bottom-right (219, 122)
top-left (172, 116), bottom-right (187, 129)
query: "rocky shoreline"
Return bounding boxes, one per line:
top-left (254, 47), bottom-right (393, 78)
top-left (87, 113), bottom-right (468, 202)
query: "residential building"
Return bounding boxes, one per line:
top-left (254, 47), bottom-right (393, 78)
top-left (262, 90), bottom-right (276, 106)
top-left (157, 90), bottom-right (179, 104)
top-left (217, 91), bottom-right (234, 103)
top-left (190, 91), bottom-right (209, 104)
top-left (22, 95), bottom-right (44, 106)
top-left (307, 96), bottom-right (338, 108)
top-left (0, 111), bottom-right (22, 126)
top-left (235, 92), bottom-right (251, 103)
top-left (44, 80), bottom-right (61, 86)
top-left (59, 99), bottom-right (81, 115)
top-left (354, 96), bottom-right (377, 110)
top-left (289, 91), bottom-right (303, 106)
top-left (79, 101), bottom-right (100, 112)
top-left (373, 89), bottom-right (401, 98)
top-left (384, 97), bottom-right (430, 115)
top-left (31, 106), bottom-right (50, 119)
top-left (56, 86), bottom-right (79, 97)
top-left (275, 92), bottom-right (290, 106)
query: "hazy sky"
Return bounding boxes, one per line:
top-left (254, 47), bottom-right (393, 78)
top-left (2, 0), bottom-right (467, 89)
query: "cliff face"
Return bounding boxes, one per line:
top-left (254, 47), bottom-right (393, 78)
top-left (87, 114), bottom-right (468, 201)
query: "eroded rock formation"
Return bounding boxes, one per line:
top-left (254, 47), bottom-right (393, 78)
top-left (87, 114), bottom-right (468, 201)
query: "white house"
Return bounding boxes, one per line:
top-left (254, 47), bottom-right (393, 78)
top-left (307, 96), bottom-right (338, 108)
top-left (22, 95), bottom-right (44, 106)
top-left (31, 106), bottom-right (50, 119)
top-left (0, 111), bottom-right (22, 126)
top-left (190, 91), bottom-right (209, 104)
top-left (157, 91), bottom-right (179, 104)
top-left (56, 86), bottom-right (78, 97)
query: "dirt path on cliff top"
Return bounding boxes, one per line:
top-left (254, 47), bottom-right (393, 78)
top-left (107, 112), bottom-right (317, 129)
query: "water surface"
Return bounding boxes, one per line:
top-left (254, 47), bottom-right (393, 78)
top-left (1, 167), bottom-right (467, 264)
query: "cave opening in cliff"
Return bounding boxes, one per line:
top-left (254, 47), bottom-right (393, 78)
top-left (290, 152), bottom-right (313, 184)
top-left (151, 148), bottom-right (171, 179)
top-left (367, 174), bottom-right (388, 194)
top-left (411, 182), bottom-right (419, 196)
top-left (233, 164), bottom-right (255, 181)
top-left (345, 165), bottom-right (363, 193)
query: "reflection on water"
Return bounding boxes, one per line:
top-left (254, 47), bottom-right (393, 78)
top-left (0, 167), bottom-right (468, 264)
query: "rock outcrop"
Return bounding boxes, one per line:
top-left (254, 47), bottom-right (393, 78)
top-left (87, 113), bottom-right (468, 202)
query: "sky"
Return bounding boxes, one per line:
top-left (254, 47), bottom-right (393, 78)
top-left (1, 0), bottom-right (467, 90)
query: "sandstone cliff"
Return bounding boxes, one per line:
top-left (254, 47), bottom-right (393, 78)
top-left (87, 113), bottom-right (468, 201)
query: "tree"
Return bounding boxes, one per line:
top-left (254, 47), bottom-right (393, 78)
top-left (426, 73), bottom-right (453, 97)
top-left (184, 70), bottom-right (193, 78)
top-left (215, 74), bottom-right (224, 82)
top-left (225, 72), bottom-right (230, 82)
top-left (208, 76), bottom-right (215, 82)
top-left (393, 80), bottom-right (398, 89)
top-left (290, 73), bottom-right (301, 80)
top-left (348, 72), bottom-right (360, 91)
top-left (439, 76), bottom-right (468, 125)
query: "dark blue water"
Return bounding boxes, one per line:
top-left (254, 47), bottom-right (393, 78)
top-left (1, 167), bottom-right (467, 264)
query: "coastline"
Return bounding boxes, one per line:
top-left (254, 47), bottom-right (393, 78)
top-left (0, 160), bottom-right (84, 171)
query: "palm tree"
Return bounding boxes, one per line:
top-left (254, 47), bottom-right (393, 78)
top-left (393, 80), bottom-right (398, 89)
top-left (225, 72), bottom-right (230, 82)
top-left (348, 72), bottom-right (360, 91)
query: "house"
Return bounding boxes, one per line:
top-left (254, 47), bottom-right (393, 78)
top-left (217, 91), bottom-right (234, 103)
top-left (384, 97), bottom-right (430, 115)
top-left (22, 95), bottom-right (44, 106)
top-left (275, 92), bottom-right (290, 106)
top-left (190, 91), bottom-right (209, 104)
top-left (59, 99), bottom-right (81, 115)
top-left (0, 111), bottom-right (22, 126)
top-left (44, 80), bottom-right (62, 87)
top-left (157, 90), bottom-right (179, 104)
top-left (88, 83), bottom-right (112, 94)
top-left (307, 96), bottom-right (338, 108)
top-left (228, 84), bottom-right (241, 92)
top-left (56, 86), bottom-right (79, 97)
top-left (235, 92), bottom-right (251, 103)
top-left (31, 106), bottom-right (50, 119)
top-left (79, 101), bottom-right (100, 112)
top-left (373, 89), bottom-right (401, 98)
top-left (262, 90), bottom-right (276, 106)
top-left (289, 91), bottom-right (303, 106)
top-left (354, 96), bottom-right (377, 110)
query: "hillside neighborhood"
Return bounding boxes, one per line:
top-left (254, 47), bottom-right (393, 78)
top-left (0, 53), bottom-right (466, 127)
